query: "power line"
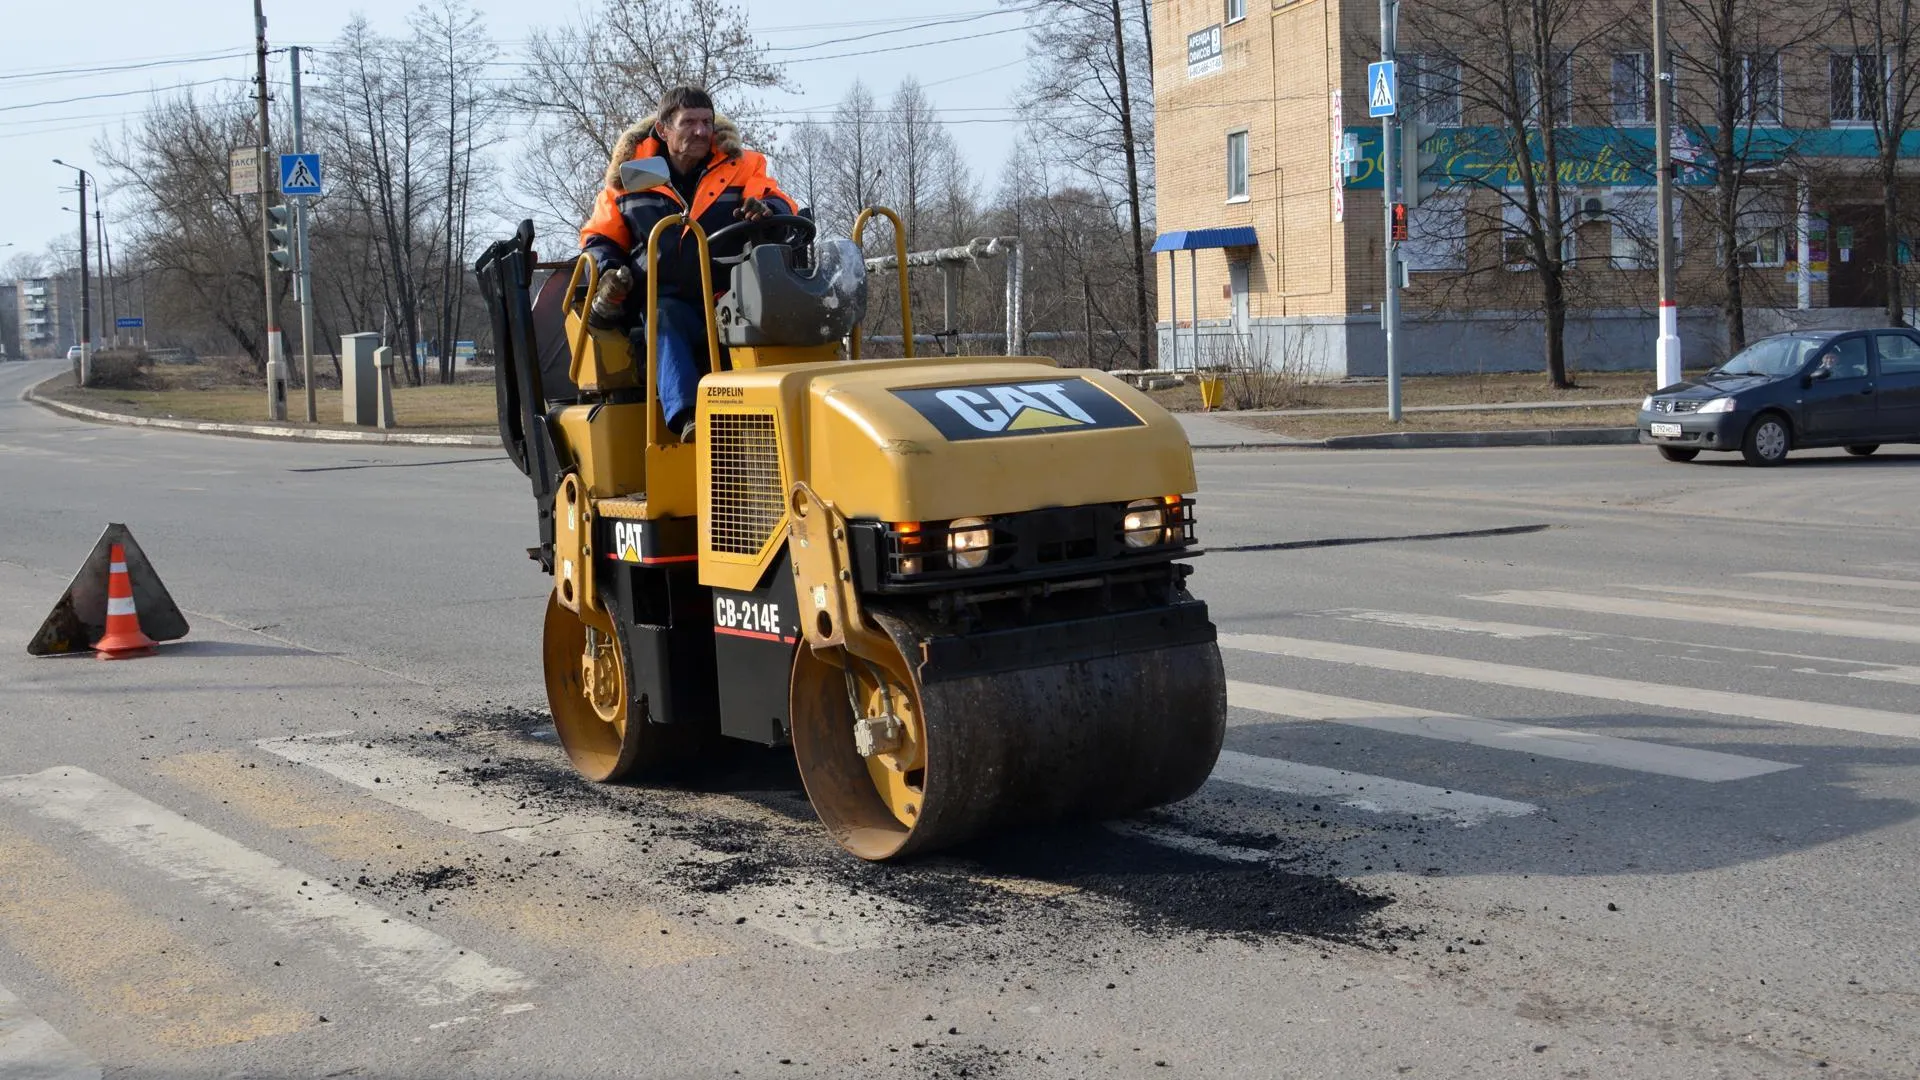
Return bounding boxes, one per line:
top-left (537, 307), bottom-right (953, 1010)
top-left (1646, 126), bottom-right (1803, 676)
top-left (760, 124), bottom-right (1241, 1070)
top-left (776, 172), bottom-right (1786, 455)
top-left (765, 6), bottom-right (1034, 52)
top-left (0, 48), bottom-right (253, 82)
top-left (0, 50), bottom-right (253, 88)
top-left (0, 79), bottom-right (246, 115)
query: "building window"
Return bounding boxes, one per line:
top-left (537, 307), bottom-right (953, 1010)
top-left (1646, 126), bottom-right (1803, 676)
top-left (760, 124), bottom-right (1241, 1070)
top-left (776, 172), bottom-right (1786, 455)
top-left (1402, 193), bottom-right (1468, 271)
top-left (1226, 130), bottom-right (1249, 201)
top-left (1612, 52), bottom-right (1652, 124)
top-left (1515, 51), bottom-right (1574, 127)
top-left (1406, 55), bottom-right (1463, 126)
top-left (1503, 194), bottom-right (1578, 270)
top-left (1225, 0), bottom-right (1245, 23)
top-left (1735, 188), bottom-right (1790, 266)
top-left (1831, 51), bottom-right (1883, 124)
top-left (1739, 53), bottom-right (1782, 125)
top-left (1594, 188), bottom-right (1682, 269)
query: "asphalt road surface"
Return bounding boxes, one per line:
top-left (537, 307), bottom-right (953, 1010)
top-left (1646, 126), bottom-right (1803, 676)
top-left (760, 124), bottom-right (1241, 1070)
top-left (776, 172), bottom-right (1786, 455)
top-left (3, 358), bottom-right (1918, 1080)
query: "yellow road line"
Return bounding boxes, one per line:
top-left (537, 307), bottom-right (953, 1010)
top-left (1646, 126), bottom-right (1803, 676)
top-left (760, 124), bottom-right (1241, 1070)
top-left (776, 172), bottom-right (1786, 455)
top-left (0, 822), bottom-right (309, 1050)
top-left (159, 749), bottom-right (727, 971)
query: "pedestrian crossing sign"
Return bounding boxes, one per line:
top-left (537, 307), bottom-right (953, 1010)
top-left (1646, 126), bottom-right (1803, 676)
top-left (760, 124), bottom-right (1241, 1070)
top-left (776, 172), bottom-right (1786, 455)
top-left (279, 153), bottom-right (323, 196)
top-left (1367, 61), bottom-right (1397, 117)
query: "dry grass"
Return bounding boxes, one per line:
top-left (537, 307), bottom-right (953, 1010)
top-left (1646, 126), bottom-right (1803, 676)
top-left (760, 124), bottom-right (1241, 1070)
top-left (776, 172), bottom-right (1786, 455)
top-left (42, 358), bottom-right (498, 433)
top-left (1233, 405), bottom-right (1637, 441)
top-left (1146, 369), bottom-right (1656, 413)
top-left (45, 353), bottom-right (1647, 440)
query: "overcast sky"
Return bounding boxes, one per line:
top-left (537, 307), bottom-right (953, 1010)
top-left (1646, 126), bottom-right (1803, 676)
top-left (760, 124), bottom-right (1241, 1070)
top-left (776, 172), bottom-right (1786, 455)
top-left (0, 0), bottom-right (1033, 271)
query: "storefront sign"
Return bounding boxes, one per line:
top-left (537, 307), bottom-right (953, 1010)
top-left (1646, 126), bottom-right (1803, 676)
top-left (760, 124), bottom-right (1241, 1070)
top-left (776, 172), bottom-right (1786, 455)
top-left (1187, 25), bottom-right (1222, 78)
top-left (1787, 219), bottom-right (1829, 283)
top-left (1330, 90), bottom-right (1345, 222)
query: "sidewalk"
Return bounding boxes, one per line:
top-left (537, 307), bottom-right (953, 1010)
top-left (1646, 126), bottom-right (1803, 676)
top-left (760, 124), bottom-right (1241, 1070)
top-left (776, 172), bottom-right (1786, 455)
top-left (1176, 401), bottom-right (1639, 451)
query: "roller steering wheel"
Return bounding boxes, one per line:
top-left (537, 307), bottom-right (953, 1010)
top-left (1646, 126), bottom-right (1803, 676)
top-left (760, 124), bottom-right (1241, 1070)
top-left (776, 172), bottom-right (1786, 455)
top-left (705, 212), bottom-right (815, 252)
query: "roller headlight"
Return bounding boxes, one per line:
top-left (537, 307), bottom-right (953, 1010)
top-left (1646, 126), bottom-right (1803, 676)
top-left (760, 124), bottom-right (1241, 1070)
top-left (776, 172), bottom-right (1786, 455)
top-left (1123, 498), bottom-right (1169, 548)
top-left (1696, 396), bottom-right (1736, 414)
top-left (946, 517), bottom-right (991, 570)
top-left (1640, 395), bottom-right (1655, 411)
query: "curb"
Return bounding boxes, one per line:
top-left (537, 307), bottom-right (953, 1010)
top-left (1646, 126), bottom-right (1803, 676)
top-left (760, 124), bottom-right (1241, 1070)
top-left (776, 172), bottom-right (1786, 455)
top-left (26, 380), bottom-right (505, 448)
top-left (1319, 427), bottom-right (1639, 450)
top-left (1183, 426), bottom-right (1639, 451)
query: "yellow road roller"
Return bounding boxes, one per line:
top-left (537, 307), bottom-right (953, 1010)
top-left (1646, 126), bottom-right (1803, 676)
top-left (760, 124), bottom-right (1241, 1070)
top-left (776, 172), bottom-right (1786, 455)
top-left (475, 190), bottom-right (1226, 861)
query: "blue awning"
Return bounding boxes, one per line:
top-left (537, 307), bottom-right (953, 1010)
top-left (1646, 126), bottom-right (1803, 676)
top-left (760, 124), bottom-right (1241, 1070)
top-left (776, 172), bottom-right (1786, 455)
top-left (1151, 227), bottom-right (1258, 252)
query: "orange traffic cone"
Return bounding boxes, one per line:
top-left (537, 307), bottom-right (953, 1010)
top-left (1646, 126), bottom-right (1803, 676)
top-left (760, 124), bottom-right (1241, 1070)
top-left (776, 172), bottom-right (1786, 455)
top-left (94, 542), bottom-right (156, 660)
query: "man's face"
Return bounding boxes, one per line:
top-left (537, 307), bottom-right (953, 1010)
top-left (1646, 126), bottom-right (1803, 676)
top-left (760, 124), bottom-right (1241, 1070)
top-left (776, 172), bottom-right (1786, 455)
top-left (660, 107), bottom-right (714, 165)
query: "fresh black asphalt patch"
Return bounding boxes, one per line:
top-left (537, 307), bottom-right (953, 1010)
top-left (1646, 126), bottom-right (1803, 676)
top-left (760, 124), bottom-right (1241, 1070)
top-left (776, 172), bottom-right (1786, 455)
top-left (400, 705), bottom-right (1409, 950)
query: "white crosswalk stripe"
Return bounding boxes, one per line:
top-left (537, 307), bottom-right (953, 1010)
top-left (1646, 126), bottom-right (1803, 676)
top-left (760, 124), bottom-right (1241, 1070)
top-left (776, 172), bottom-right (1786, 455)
top-left (1619, 582), bottom-right (1920, 618)
top-left (0, 768), bottom-right (530, 1007)
top-left (1227, 683), bottom-right (1796, 781)
top-left (1314, 609), bottom-right (1589, 639)
top-left (0, 981), bottom-right (98, 1080)
top-left (1207, 750), bottom-right (1539, 826)
top-left (256, 732), bottom-right (914, 954)
top-left (1752, 570), bottom-right (1920, 590)
top-left (1467, 589), bottom-right (1920, 645)
top-left (1219, 632), bottom-right (1920, 741)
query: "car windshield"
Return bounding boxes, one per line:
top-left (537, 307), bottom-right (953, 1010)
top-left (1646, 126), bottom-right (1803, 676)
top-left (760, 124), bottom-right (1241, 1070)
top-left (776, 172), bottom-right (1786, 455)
top-left (1711, 335), bottom-right (1829, 377)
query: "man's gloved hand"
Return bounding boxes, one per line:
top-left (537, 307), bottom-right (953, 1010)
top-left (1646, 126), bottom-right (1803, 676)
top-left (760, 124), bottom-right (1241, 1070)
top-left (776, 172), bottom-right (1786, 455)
top-left (589, 265), bottom-right (633, 327)
top-left (738, 197), bottom-right (773, 222)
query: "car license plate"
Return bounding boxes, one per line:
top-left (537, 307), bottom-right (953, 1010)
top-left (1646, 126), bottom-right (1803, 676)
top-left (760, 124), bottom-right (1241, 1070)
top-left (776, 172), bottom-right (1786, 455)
top-left (1650, 422), bottom-right (1682, 438)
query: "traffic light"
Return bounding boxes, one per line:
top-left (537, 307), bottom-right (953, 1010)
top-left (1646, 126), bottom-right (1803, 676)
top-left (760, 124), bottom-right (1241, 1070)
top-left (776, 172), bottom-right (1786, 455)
top-left (267, 204), bottom-right (294, 271)
top-left (1399, 118), bottom-right (1443, 210)
top-left (1391, 202), bottom-right (1409, 242)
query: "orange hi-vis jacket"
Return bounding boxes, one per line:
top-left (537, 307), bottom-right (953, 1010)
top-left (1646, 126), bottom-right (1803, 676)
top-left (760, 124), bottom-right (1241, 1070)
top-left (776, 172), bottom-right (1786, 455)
top-left (579, 118), bottom-right (797, 305)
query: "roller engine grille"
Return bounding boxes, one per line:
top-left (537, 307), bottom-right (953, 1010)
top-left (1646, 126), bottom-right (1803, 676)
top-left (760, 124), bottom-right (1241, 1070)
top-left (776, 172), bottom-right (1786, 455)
top-left (708, 411), bottom-right (785, 555)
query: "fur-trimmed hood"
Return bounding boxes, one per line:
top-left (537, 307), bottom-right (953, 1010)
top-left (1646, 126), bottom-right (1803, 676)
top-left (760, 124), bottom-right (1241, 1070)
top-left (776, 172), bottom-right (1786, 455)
top-left (603, 111), bottom-right (743, 191)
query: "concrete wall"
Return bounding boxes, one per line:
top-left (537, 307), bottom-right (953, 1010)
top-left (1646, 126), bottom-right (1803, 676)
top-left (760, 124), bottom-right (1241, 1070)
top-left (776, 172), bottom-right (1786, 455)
top-left (1161, 306), bottom-right (1729, 377)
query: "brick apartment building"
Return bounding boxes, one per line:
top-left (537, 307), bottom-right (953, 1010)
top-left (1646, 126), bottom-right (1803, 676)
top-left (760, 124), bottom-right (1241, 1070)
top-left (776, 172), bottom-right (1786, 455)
top-left (8, 276), bottom-right (79, 359)
top-left (1149, 0), bottom-right (1920, 376)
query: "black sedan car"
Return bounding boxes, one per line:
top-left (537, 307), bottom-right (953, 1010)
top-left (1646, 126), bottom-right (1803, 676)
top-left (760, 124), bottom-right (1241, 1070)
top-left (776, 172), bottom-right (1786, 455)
top-left (1639, 327), bottom-right (1920, 465)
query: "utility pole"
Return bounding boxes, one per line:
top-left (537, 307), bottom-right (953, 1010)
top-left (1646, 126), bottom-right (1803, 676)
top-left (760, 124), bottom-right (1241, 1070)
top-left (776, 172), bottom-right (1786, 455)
top-left (102, 207), bottom-right (119, 346)
top-left (254, 0), bottom-right (287, 420)
top-left (1380, 0), bottom-right (1403, 421)
top-left (1652, 0), bottom-right (1681, 387)
top-left (91, 207), bottom-right (106, 346)
top-left (291, 45), bottom-right (316, 422)
top-left (53, 159), bottom-right (92, 385)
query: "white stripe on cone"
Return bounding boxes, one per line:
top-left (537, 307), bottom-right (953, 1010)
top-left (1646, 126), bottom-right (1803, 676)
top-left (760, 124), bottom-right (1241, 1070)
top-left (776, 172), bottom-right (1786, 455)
top-left (106, 597), bottom-right (137, 617)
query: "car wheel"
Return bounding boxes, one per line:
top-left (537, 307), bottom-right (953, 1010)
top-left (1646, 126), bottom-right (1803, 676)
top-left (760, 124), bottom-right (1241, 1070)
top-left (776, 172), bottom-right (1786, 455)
top-left (1740, 414), bottom-right (1792, 466)
top-left (1657, 446), bottom-right (1700, 463)
top-left (1844, 444), bottom-right (1880, 457)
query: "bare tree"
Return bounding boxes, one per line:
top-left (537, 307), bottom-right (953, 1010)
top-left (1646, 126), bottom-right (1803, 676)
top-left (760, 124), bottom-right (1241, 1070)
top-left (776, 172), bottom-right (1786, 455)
top-left (1835, 0), bottom-right (1919, 325)
top-left (1017, 0), bottom-right (1154, 366)
top-left (1401, 0), bottom-right (1602, 386)
top-left (412, 0), bottom-right (503, 382)
top-left (826, 81), bottom-right (886, 242)
top-left (315, 17), bottom-right (445, 386)
top-left (781, 121), bottom-right (835, 217)
top-left (504, 0), bottom-right (785, 240)
top-left (98, 90), bottom-right (291, 369)
top-left (1661, 1), bottom-right (1833, 354)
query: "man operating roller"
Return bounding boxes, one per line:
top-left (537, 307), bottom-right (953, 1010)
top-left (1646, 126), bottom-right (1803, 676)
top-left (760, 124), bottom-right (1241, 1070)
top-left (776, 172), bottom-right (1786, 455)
top-left (580, 86), bottom-right (799, 443)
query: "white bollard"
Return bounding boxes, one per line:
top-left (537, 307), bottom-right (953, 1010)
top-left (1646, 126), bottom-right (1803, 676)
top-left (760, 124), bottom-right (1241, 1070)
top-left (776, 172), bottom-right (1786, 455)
top-left (372, 345), bottom-right (395, 430)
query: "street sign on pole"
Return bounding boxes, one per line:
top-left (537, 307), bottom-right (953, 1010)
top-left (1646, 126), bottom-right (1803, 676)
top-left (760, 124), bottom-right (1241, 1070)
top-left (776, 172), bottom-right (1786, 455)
top-left (279, 153), bottom-right (322, 196)
top-left (1367, 61), bottom-right (1398, 117)
top-left (115, 317), bottom-right (143, 329)
top-left (229, 147), bottom-right (262, 196)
